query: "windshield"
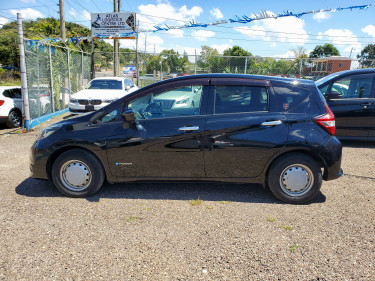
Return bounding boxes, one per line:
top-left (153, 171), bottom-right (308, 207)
top-left (315, 73), bottom-right (342, 86)
top-left (86, 80), bottom-right (123, 90)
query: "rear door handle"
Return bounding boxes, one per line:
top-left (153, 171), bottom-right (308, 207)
top-left (179, 126), bottom-right (200, 131)
top-left (261, 120), bottom-right (282, 126)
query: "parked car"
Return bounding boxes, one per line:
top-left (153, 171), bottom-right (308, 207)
top-left (316, 68), bottom-right (375, 140)
top-left (68, 77), bottom-right (138, 114)
top-left (162, 73), bottom-right (178, 80)
top-left (0, 86), bottom-right (22, 128)
top-left (140, 74), bottom-right (156, 80)
top-left (30, 74), bottom-right (343, 203)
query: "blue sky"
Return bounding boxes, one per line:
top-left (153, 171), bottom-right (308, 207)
top-left (0, 0), bottom-right (374, 58)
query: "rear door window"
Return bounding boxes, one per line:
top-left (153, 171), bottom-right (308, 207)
top-left (214, 86), bottom-right (268, 114)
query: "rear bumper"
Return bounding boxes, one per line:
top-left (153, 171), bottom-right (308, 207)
top-left (320, 136), bottom-right (343, 181)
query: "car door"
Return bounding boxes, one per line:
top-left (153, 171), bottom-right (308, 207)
top-left (322, 73), bottom-right (375, 139)
top-left (105, 79), bottom-right (209, 179)
top-left (203, 78), bottom-right (288, 178)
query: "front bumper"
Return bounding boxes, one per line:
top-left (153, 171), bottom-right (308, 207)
top-left (29, 140), bottom-right (50, 180)
top-left (68, 101), bottom-right (109, 113)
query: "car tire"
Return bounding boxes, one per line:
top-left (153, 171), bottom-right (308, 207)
top-left (51, 149), bottom-right (105, 197)
top-left (6, 110), bottom-right (22, 128)
top-left (267, 153), bottom-right (322, 204)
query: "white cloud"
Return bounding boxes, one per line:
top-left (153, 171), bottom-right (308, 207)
top-left (210, 8), bottom-right (223, 19)
top-left (210, 44), bottom-right (232, 54)
top-left (233, 11), bottom-right (308, 46)
top-left (322, 29), bottom-right (361, 55)
top-left (138, 1), bottom-right (203, 31)
top-left (313, 12), bottom-right (332, 22)
top-left (69, 8), bottom-right (77, 17)
top-left (317, 32), bottom-right (323, 40)
top-left (362, 25), bottom-right (375, 38)
top-left (166, 29), bottom-right (184, 38)
top-left (19, 0), bottom-right (35, 3)
top-left (82, 10), bottom-right (91, 21)
top-left (10, 8), bottom-right (43, 20)
top-left (191, 30), bottom-right (215, 41)
top-left (0, 17), bottom-right (9, 28)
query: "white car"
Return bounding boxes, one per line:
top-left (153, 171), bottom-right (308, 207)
top-left (68, 77), bottom-right (138, 114)
top-left (0, 86), bottom-right (22, 128)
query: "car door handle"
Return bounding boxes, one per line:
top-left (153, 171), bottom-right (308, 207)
top-left (261, 120), bottom-right (283, 126)
top-left (179, 126), bottom-right (200, 131)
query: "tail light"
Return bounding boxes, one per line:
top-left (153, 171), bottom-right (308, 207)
top-left (0, 100), bottom-right (4, 106)
top-left (313, 103), bottom-right (335, 135)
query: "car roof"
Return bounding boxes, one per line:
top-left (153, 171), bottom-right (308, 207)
top-left (315, 68), bottom-right (375, 86)
top-left (141, 73), bottom-right (315, 89)
top-left (91, 77), bottom-right (126, 81)
top-left (0, 86), bottom-right (21, 90)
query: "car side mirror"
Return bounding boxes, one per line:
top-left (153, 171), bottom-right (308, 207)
top-left (122, 109), bottom-right (136, 122)
top-left (325, 91), bottom-right (343, 100)
top-left (125, 85), bottom-right (131, 90)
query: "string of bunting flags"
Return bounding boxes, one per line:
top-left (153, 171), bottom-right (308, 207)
top-left (26, 3), bottom-right (372, 48)
top-left (149, 4), bottom-right (372, 32)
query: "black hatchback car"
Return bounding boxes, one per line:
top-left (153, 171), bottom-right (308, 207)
top-left (316, 68), bottom-right (375, 140)
top-left (30, 74), bottom-right (343, 203)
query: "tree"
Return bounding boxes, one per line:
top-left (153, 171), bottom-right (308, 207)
top-left (357, 44), bottom-right (375, 68)
top-left (198, 46), bottom-right (223, 73)
top-left (222, 46), bottom-right (255, 74)
top-left (309, 43), bottom-right (340, 58)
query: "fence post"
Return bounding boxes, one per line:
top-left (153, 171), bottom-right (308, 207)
top-left (244, 57), bottom-right (248, 74)
top-left (81, 51), bottom-right (84, 87)
top-left (299, 59), bottom-right (303, 78)
top-left (67, 48), bottom-right (72, 100)
top-left (17, 13), bottom-right (31, 130)
top-left (194, 49), bottom-right (197, 75)
top-left (48, 44), bottom-right (55, 112)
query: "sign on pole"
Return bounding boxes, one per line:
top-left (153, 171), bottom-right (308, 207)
top-left (91, 12), bottom-right (136, 39)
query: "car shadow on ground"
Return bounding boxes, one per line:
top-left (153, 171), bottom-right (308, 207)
top-left (15, 177), bottom-right (326, 205)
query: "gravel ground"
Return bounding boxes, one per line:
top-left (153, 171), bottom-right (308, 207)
top-left (0, 115), bottom-right (374, 280)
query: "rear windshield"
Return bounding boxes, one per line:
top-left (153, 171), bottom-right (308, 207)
top-left (272, 84), bottom-right (323, 114)
top-left (86, 80), bottom-right (122, 90)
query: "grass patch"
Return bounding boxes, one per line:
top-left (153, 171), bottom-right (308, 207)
top-left (219, 201), bottom-right (230, 204)
top-left (127, 216), bottom-right (139, 221)
top-left (289, 243), bottom-right (298, 252)
top-left (189, 198), bottom-right (202, 206)
top-left (267, 216), bottom-right (276, 222)
top-left (281, 225), bottom-right (293, 230)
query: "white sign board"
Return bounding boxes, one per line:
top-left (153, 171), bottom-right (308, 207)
top-left (91, 12), bottom-right (136, 39)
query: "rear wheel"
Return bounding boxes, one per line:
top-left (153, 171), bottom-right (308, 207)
top-left (6, 110), bottom-right (22, 128)
top-left (267, 153), bottom-right (322, 204)
top-left (51, 149), bottom-right (105, 197)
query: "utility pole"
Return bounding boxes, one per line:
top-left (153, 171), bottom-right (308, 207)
top-left (58, 0), bottom-right (66, 41)
top-left (113, 0), bottom-right (119, 76)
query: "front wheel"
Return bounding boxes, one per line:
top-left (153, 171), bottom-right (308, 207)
top-left (267, 153), bottom-right (322, 204)
top-left (51, 149), bottom-right (105, 197)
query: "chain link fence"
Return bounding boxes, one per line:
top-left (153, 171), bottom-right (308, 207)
top-left (94, 51), bottom-right (374, 88)
top-left (25, 40), bottom-right (92, 119)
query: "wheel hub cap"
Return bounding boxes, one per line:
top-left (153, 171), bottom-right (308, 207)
top-left (60, 161), bottom-right (91, 191)
top-left (280, 164), bottom-right (314, 196)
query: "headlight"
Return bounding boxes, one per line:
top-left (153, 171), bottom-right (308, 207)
top-left (175, 98), bottom-right (189, 105)
top-left (70, 98), bottom-right (77, 103)
top-left (37, 126), bottom-right (61, 139)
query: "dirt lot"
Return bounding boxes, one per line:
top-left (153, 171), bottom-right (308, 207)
top-left (0, 115), bottom-right (374, 280)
